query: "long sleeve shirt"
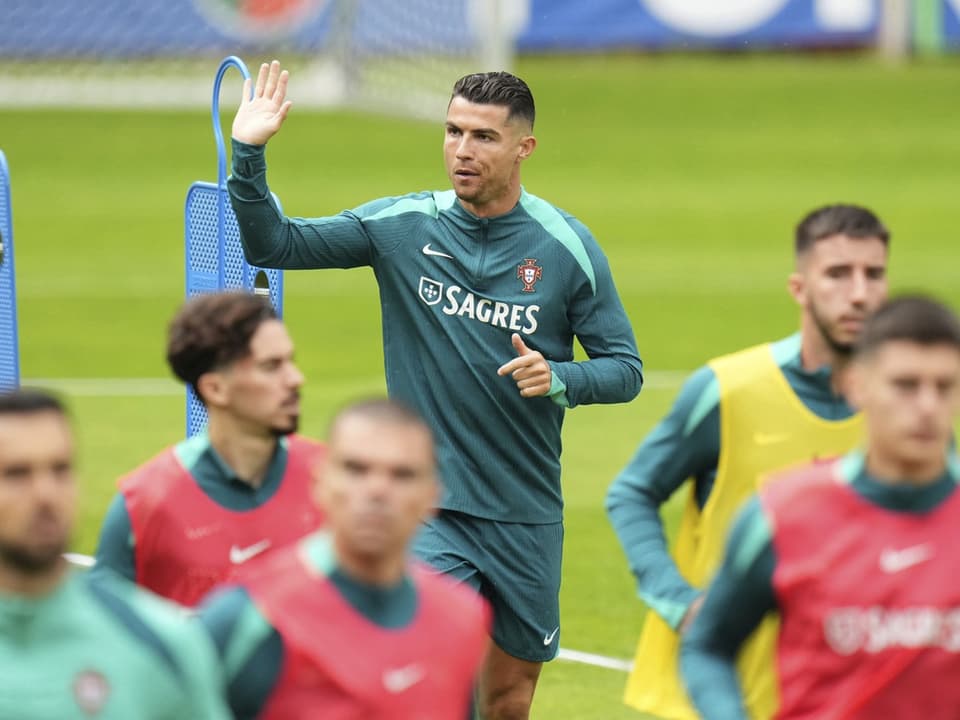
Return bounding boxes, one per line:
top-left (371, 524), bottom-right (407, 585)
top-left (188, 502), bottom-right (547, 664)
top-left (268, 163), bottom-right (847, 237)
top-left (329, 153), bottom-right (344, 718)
top-left (229, 140), bottom-right (642, 523)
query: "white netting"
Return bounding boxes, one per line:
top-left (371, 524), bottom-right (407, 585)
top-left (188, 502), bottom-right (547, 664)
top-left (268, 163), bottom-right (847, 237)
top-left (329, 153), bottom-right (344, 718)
top-left (0, 0), bottom-right (523, 119)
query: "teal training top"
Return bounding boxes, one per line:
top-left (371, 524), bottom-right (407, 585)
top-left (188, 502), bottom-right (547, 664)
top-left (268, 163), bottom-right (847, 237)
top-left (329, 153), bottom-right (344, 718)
top-left (93, 431), bottom-right (291, 581)
top-left (680, 451), bottom-right (960, 720)
top-left (605, 334), bottom-right (855, 628)
top-left (229, 140), bottom-right (643, 523)
top-left (0, 569), bottom-right (230, 719)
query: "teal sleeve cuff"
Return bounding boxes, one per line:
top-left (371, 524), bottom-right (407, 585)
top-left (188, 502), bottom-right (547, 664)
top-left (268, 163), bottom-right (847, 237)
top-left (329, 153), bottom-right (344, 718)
top-left (640, 588), bottom-right (703, 631)
top-left (546, 366), bottom-right (569, 407)
top-left (229, 138), bottom-right (267, 184)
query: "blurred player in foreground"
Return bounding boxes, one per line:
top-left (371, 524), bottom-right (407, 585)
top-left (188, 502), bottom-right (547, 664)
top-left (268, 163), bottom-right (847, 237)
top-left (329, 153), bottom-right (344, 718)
top-left (94, 291), bottom-right (324, 605)
top-left (682, 295), bottom-right (960, 719)
top-left (607, 204), bottom-right (890, 718)
top-left (228, 60), bottom-right (642, 718)
top-left (199, 398), bottom-right (490, 719)
top-left (0, 389), bottom-right (229, 719)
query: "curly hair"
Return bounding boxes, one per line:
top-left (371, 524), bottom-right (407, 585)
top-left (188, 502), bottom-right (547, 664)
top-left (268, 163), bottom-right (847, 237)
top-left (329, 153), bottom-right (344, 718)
top-left (166, 291), bottom-right (277, 398)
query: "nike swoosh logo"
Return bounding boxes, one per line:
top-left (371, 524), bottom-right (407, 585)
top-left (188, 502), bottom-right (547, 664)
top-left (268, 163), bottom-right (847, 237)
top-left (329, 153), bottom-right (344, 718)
top-left (543, 626), bottom-right (560, 645)
top-left (422, 243), bottom-right (453, 259)
top-left (229, 539), bottom-right (272, 565)
top-left (753, 432), bottom-right (790, 445)
top-left (879, 544), bottom-right (933, 574)
top-left (382, 664), bottom-right (425, 694)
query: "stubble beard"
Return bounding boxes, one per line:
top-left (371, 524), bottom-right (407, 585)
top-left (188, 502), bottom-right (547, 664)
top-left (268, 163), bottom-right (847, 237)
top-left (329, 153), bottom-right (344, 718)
top-left (270, 415), bottom-right (300, 437)
top-left (0, 538), bottom-right (66, 576)
top-left (809, 298), bottom-right (855, 359)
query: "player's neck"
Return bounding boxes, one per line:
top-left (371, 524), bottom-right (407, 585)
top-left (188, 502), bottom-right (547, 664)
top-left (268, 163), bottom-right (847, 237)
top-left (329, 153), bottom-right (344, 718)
top-left (0, 557), bottom-right (69, 598)
top-left (334, 542), bottom-right (406, 588)
top-left (206, 419), bottom-right (278, 489)
top-left (864, 446), bottom-right (948, 487)
top-left (459, 183), bottom-right (521, 219)
top-left (799, 324), bottom-right (850, 393)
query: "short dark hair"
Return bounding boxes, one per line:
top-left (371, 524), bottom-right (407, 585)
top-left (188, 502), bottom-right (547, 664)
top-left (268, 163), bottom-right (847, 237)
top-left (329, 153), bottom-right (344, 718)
top-left (0, 388), bottom-right (66, 418)
top-left (450, 71), bottom-right (535, 128)
top-left (328, 397), bottom-right (431, 439)
top-left (856, 295), bottom-right (960, 359)
top-left (795, 204), bottom-right (890, 257)
top-left (167, 291), bottom-right (278, 399)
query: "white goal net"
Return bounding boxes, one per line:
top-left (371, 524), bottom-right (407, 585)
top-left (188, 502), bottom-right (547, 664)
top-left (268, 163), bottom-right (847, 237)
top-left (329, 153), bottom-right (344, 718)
top-left (0, 0), bottom-right (525, 120)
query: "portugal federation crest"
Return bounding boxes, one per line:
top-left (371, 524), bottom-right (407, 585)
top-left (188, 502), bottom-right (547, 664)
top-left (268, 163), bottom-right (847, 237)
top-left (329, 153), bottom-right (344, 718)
top-left (418, 277), bottom-right (444, 306)
top-left (517, 258), bottom-right (542, 293)
top-left (73, 669), bottom-right (110, 715)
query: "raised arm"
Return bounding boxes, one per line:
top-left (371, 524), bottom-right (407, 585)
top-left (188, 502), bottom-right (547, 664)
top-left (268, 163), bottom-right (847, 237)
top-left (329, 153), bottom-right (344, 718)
top-left (228, 60), bottom-right (377, 270)
top-left (232, 60), bottom-right (293, 147)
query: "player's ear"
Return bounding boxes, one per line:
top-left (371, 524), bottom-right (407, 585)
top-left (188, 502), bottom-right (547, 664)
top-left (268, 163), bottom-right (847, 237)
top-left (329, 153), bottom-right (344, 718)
top-left (196, 371), bottom-right (227, 408)
top-left (517, 134), bottom-right (536, 162)
top-left (787, 272), bottom-right (805, 307)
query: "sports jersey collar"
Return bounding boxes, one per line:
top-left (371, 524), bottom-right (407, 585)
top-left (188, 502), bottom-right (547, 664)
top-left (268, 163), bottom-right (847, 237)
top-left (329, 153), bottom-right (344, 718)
top-left (449, 187), bottom-right (527, 225)
top-left (0, 568), bottom-right (78, 636)
top-left (838, 449), bottom-right (959, 513)
top-left (772, 333), bottom-right (854, 419)
top-left (301, 532), bottom-right (418, 628)
top-left (174, 431), bottom-right (290, 506)
top-left (773, 333), bottom-right (833, 381)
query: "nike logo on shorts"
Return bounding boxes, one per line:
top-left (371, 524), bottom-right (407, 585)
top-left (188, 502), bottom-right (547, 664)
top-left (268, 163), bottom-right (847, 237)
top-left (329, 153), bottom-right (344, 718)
top-left (543, 626), bottom-right (560, 645)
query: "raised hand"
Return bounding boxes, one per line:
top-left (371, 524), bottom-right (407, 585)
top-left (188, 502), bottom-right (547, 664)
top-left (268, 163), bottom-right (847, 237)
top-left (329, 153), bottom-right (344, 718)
top-left (497, 333), bottom-right (552, 398)
top-left (231, 60), bottom-right (293, 146)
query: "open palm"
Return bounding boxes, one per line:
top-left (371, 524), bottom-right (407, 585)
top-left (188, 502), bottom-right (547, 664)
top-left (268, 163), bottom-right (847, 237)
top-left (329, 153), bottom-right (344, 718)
top-left (232, 60), bottom-right (293, 146)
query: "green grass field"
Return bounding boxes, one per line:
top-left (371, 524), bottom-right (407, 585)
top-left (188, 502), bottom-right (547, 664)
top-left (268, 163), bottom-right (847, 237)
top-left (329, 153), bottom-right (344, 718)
top-left (2, 53), bottom-right (959, 718)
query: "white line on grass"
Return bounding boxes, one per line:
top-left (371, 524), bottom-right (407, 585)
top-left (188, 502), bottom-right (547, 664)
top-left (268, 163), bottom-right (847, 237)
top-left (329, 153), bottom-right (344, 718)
top-left (556, 648), bottom-right (633, 672)
top-left (24, 371), bottom-right (687, 397)
top-left (24, 378), bottom-right (183, 396)
top-left (63, 553), bottom-right (634, 671)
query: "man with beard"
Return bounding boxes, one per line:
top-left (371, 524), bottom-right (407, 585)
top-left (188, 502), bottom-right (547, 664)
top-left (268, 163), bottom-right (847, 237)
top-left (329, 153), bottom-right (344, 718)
top-left (94, 291), bottom-right (325, 606)
top-left (682, 295), bottom-right (960, 720)
top-left (606, 204), bottom-right (890, 719)
top-left (0, 389), bottom-right (230, 718)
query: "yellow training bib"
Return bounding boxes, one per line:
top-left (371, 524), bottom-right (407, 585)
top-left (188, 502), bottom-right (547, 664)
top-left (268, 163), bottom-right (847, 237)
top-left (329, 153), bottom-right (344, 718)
top-left (624, 343), bottom-right (862, 719)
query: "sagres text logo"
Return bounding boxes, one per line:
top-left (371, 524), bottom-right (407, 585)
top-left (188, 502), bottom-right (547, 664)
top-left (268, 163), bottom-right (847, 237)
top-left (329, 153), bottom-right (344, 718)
top-left (824, 606), bottom-right (960, 655)
top-left (418, 276), bottom-right (540, 335)
top-left (517, 258), bottom-right (542, 293)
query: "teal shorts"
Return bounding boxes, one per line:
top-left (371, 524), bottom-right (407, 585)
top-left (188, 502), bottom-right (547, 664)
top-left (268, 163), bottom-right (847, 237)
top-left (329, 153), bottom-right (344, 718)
top-left (412, 510), bottom-right (563, 663)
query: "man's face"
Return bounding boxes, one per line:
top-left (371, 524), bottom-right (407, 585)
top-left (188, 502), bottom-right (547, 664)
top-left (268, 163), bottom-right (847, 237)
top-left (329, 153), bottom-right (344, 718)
top-left (207, 319), bottom-right (303, 436)
top-left (443, 96), bottom-right (535, 217)
top-left (790, 234), bottom-right (889, 355)
top-left (0, 411), bottom-right (75, 574)
top-left (851, 341), bottom-right (960, 470)
top-left (318, 414), bottom-right (437, 564)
